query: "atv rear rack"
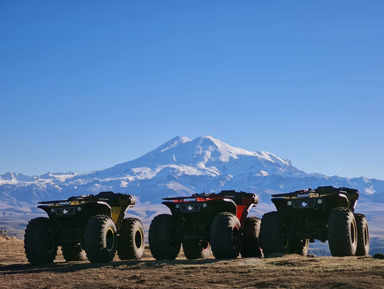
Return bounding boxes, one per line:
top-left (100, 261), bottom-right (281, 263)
top-left (163, 190), bottom-right (258, 206)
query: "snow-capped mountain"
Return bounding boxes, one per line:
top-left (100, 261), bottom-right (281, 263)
top-left (1, 135), bottom-right (383, 253)
top-left (1, 135), bottom-right (382, 205)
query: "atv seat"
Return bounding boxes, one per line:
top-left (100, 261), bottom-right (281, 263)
top-left (96, 191), bottom-right (136, 207)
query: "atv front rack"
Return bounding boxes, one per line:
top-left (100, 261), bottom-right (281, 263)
top-left (38, 191), bottom-right (136, 207)
top-left (272, 186), bottom-right (359, 199)
top-left (38, 195), bottom-right (107, 205)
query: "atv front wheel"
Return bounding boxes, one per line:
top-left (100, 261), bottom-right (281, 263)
top-left (149, 214), bottom-right (181, 260)
top-left (210, 212), bottom-right (241, 259)
top-left (328, 208), bottom-right (357, 256)
top-left (183, 240), bottom-right (211, 259)
top-left (241, 216), bottom-right (262, 258)
top-left (84, 215), bottom-right (117, 263)
top-left (354, 213), bottom-right (369, 256)
top-left (62, 243), bottom-right (86, 261)
top-left (24, 217), bottom-right (58, 265)
top-left (118, 218), bottom-right (145, 260)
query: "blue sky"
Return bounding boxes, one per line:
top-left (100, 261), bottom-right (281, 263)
top-left (1, 1), bottom-right (383, 179)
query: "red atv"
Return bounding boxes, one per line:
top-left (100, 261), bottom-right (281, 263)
top-left (149, 190), bottom-right (262, 260)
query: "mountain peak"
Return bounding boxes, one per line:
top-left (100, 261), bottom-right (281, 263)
top-left (159, 136), bottom-right (191, 153)
top-left (83, 135), bottom-right (300, 181)
top-left (193, 135), bottom-right (228, 150)
top-left (0, 172), bottom-right (16, 181)
top-left (1, 171), bottom-right (37, 181)
top-left (199, 135), bottom-right (220, 143)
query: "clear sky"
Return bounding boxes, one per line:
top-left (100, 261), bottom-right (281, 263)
top-left (1, 1), bottom-right (383, 179)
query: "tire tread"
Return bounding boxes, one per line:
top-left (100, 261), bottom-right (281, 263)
top-left (327, 208), bottom-right (357, 256)
top-left (118, 217), bottom-right (145, 260)
top-left (210, 212), bottom-right (241, 259)
top-left (84, 214), bottom-right (117, 263)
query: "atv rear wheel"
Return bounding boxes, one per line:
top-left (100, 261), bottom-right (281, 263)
top-left (62, 243), bottom-right (86, 261)
top-left (354, 213), bottom-right (369, 256)
top-left (210, 212), bottom-right (241, 259)
top-left (328, 208), bottom-right (357, 256)
top-left (183, 240), bottom-right (211, 259)
top-left (24, 217), bottom-right (58, 265)
top-left (84, 215), bottom-right (117, 263)
top-left (259, 212), bottom-right (308, 256)
top-left (241, 217), bottom-right (262, 258)
top-left (118, 218), bottom-right (145, 260)
top-left (149, 214), bottom-right (181, 260)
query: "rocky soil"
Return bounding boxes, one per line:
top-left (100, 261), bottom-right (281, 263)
top-left (1, 237), bottom-right (384, 289)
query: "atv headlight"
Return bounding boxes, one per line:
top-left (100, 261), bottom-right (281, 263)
top-left (317, 199), bottom-right (323, 204)
top-left (287, 201), bottom-right (292, 206)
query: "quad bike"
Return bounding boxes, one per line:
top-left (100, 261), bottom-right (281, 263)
top-left (259, 186), bottom-right (369, 257)
top-left (149, 190), bottom-right (261, 260)
top-left (24, 191), bottom-right (144, 265)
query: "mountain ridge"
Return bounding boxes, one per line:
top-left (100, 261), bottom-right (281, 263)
top-left (1, 135), bottom-right (383, 206)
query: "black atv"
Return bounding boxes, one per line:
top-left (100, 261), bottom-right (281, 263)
top-left (24, 191), bottom-right (145, 265)
top-left (148, 190), bottom-right (262, 260)
top-left (259, 186), bottom-right (369, 257)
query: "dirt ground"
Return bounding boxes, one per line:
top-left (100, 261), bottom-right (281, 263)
top-left (1, 237), bottom-right (383, 289)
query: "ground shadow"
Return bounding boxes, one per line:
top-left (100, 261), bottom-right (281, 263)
top-left (0, 257), bottom-right (230, 275)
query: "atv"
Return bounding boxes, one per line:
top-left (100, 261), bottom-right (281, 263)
top-left (259, 186), bottom-right (369, 257)
top-left (24, 191), bottom-right (145, 265)
top-left (148, 190), bottom-right (261, 260)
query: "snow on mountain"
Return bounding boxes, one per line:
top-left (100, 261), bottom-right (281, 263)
top-left (75, 135), bottom-right (303, 181)
top-left (0, 171), bottom-right (76, 206)
top-left (1, 136), bottom-right (383, 207)
top-left (0, 172), bottom-right (37, 183)
top-left (0, 171), bottom-right (76, 185)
